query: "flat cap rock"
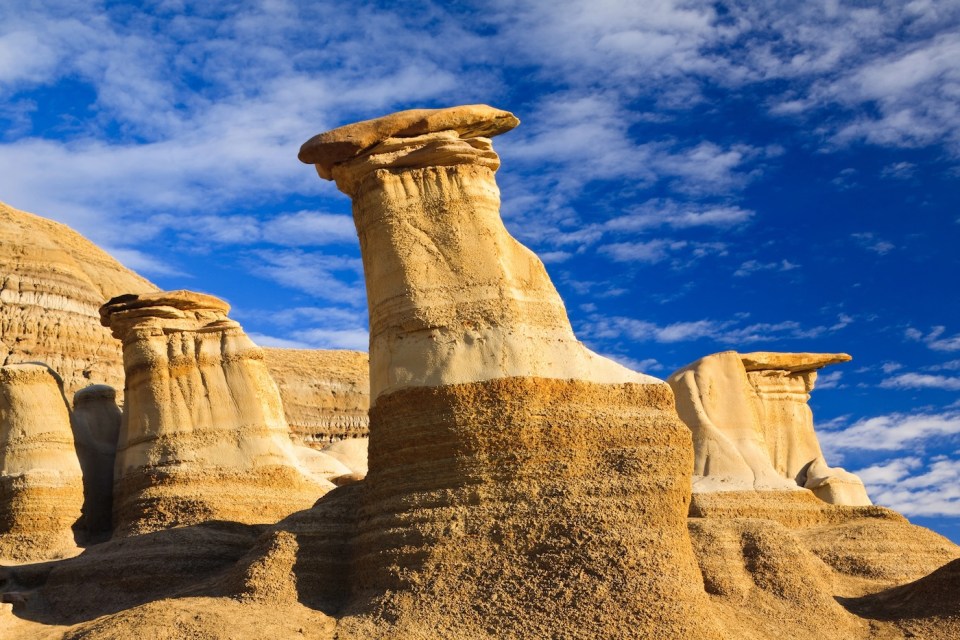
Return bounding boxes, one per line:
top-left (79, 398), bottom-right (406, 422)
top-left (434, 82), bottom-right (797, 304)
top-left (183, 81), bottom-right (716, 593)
top-left (100, 290), bottom-right (230, 327)
top-left (299, 104), bottom-right (519, 179)
top-left (740, 352), bottom-right (852, 372)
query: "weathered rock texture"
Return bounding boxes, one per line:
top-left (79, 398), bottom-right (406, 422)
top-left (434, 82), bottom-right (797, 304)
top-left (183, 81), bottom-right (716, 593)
top-left (70, 385), bottom-right (121, 538)
top-left (305, 105), bottom-right (655, 404)
top-left (0, 202), bottom-right (158, 402)
top-left (99, 291), bottom-right (333, 535)
top-left (302, 105), bottom-right (722, 638)
top-left (0, 364), bottom-right (83, 561)
top-left (668, 350), bottom-right (870, 506)
top-left (262, 348), bottom-right (369, 445)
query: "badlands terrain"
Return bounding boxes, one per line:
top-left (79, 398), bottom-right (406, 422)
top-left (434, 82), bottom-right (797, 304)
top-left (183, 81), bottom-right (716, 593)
top-left (1, 105), bottom-right (959, 639)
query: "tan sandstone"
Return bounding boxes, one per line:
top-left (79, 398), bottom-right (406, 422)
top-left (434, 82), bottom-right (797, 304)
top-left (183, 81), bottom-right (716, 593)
top-left (668, 350), bottom-right (871, 506)
top-left (0, 202), bottom-right (158, 402)
top-left (262, 348), bottom-right (369, 446)
top-left (300, 104), bottom-right (722, 639)
top-left (0, 364), bottom-right (84, 562)
top-left (99, 290), bottom-right (335, 535)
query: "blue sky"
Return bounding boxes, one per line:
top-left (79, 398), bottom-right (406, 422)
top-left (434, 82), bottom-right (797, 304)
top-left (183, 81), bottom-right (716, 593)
top-left (1, 1), bottom-right (959, 541)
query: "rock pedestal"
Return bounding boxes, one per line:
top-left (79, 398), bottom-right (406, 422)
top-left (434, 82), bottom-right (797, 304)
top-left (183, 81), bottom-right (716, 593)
top-left (668, 351), bottom-right (870, 506)
top-left (99, 291), bottom-right (333, 535)
top-left (0, 364), bottom-right (84, 561)
top-left (301, 105), bottom-right (721, 638)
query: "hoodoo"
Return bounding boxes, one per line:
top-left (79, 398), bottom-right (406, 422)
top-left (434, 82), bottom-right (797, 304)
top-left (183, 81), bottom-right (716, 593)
top-left (668, 351), bottom-right (871, 507)
top-left (300, 105), bottom-right (722, 638)
top-left (0, 364), bottom-right (84, 561)
top-left (99, 290), bottom-right (336, 535)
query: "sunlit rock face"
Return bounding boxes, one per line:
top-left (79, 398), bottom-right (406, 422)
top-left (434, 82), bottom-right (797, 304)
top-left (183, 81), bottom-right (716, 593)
top-left (0, 201), bottom-right (158, 402)
top-left (0, 364), bottom-right (84, 561)
top-left (99, 290), bottom-right (335, 536)
top-left (668, 351), bottom-right (871, 507)
top-left (302, 106), bottom-right (655, 405)
top-left (301, 105), bottom-right (723, 639)
top-left (262, 348), bottom-right (369, 446)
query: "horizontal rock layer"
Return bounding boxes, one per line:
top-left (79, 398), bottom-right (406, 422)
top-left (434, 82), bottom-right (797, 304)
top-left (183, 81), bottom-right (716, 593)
top-left (0, 202), bottom-right (157, 402)
top-left (338, 378), bottom-right (723, 639)
top-left (0, 364), bottom-right (83, 561)
top-left (262, 348), bottom-right (369, 445)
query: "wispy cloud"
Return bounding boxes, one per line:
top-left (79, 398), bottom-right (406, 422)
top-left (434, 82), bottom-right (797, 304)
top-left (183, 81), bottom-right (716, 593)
top-left (579, 313), bottom-right (850, 345)
top-left (907, 326), bottom-right (960, 352)
top-left (734, 259), bottom-right (799, 277)
top-left (881, 372), bottom-right (960, 392)
top-left (819, 410), bottom-right (960, 452)
top-left (851, 232), bottom-right (896, 255)
top-left (854, 455), bottom-right (960, 517)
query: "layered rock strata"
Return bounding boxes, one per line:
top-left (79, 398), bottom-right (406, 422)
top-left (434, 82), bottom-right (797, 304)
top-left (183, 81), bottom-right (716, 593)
top-left (262, 348), bottom-right (369, 445)
top-left (301, 106), bottom-right (655, 403)
top-left (668, 350), bottom-right (870, 506)
top-left (0, 364), bottom-right (84, 561)
top-left (0, 202), bottom-right (157, 401)
top-left (99, 291), bottom-right (333, 535)
top-left (301, 105), bottom-right (721, 638)
top-left (70, 385), bottom-right (121, 538)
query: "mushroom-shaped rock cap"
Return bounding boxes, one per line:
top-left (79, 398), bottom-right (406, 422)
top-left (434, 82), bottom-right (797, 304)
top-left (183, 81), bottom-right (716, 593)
top-left (298, 104), bottom-right (520, 179)
top-left (740, 352), bottom-right (852, 372)
top-left (99, 290), bottom-right (230, 327)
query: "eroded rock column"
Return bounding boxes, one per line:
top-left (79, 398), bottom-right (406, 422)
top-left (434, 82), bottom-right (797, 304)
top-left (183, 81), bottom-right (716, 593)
top-left (0, 364), bottom-right (83, 561)
top-left (300, 105), bottom-right (722, 639)
top-left (100, 291), bottom-right (334, 535)
top-left (668, 351), bottom-right (871, 512)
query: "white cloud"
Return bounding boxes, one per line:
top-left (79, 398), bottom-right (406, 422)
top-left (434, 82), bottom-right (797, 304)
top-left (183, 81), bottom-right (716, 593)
top-left (881, 372), bottom-right (960, 391)
top-left (733, 259), bottom-right (799, 277)
top-left (819, 410), bottom-right (960, 452)
top-left (851, 232), bottom-right (896, 255)
top-left (599, 239), bottom-right (688, 264)
top-left (604, 199), bottom-right (754, 232)
top-left (816, 370), bottom-right (844, 390)
top-left (247, 249), bottom-right (365, 304)
top-left (907, 326), bottom-right (960, 352)
top-left (579, 313), bottom-right (847, 345)
top-left (854, 455), bottom-right (960, 517)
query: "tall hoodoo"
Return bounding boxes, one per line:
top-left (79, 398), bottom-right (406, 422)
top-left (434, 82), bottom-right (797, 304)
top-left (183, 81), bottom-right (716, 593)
top-left (0, 364), bottom-right (84, 561)
top-left (668, 351), bottom-right (870, 507)
top-left (99, 290), bottom-right (334, 535)
top-left (301, 105), bottom-right (655, 404)
top-left (301, 105), bottom-right (722, 638)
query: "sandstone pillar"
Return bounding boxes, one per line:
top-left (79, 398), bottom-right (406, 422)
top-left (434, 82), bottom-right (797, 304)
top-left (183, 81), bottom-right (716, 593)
top-left (300, 105), bottom-right (722, 638)
top-left (100, 291), bottom-right (334, 535)
top-left (0, 364), bottom-right (83, 561)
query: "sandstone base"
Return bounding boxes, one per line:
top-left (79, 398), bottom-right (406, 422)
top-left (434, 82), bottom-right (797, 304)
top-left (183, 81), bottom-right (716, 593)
top-left (113, 466), bottom-right (330, 536)
top-left (337, 377), bottom-right (724, 639)
top-left (0, 472), bottom-right (83, 562)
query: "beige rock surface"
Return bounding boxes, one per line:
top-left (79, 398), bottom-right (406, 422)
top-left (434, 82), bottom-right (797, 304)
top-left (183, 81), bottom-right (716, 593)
top-left (0, 364), bottom-right (83, 562)
top-left (304, 105), bottom-right (655, 405)
top-left (262, 348), bottom-right (369, 445)
top-left (0, 202), bottom-right (158, 402)
top-left (302, 105), bottom-right (722, 639)
top-left (668, 350), bottom-right (870, 505)
top-left (69, 385), bottom-right (121, 538)
top-left (99, 290), bottom-right (333, 535)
